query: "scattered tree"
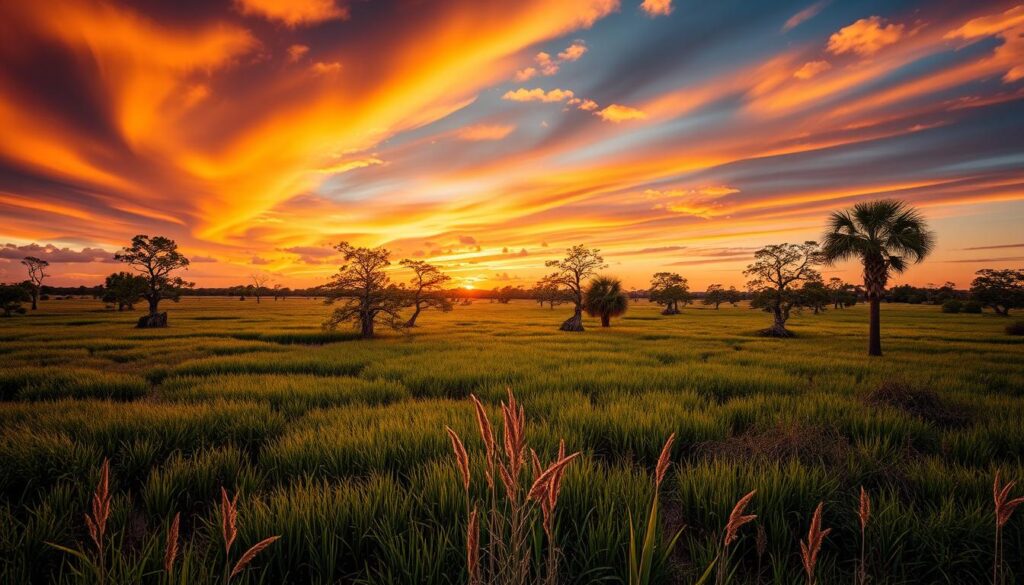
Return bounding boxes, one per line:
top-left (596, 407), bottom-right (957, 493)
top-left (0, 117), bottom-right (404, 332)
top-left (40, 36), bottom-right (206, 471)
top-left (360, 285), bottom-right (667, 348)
top-left (102, 272), bottom-right (148, 311)
top-left (970, 268), bottom-right (1024, 316)
top-left (114, 235), bottom-right (193, 327)
top-left (648, 272), bottom-right (690, 315)
top-left (724, 286), bottom-right (742, 307)
top-left (323, 242), bottom-right (404, 338)
top-left (21, 256), bottom-right (49, 310)
top-left (584, 276), bottom-right (628, 327)
top-left (250, 274), bottom-right (271, 303)
top-left (544, 245), bottom-right (606, 331)
top-left (400, 259), bottom-right (452, 327)
top-left (745, 242), bottom-right (823, 337)
top-left (703, 284), bottom-right (726, 309)
top-left (0, 284), bottom-right (30, 317)
top-left (822, 200), bottom-right (934, 356)
top-left (799, 279), bottom-right (831, 314)
top-left (825, 277), bottom-right (858, 309)
top-left (532, 277), bottom-right (567, 309)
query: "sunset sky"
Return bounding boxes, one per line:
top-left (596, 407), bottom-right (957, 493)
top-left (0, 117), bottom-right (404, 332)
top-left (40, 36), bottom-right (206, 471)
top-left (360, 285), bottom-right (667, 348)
top-left (1, 0), bottom-right (1023, 290)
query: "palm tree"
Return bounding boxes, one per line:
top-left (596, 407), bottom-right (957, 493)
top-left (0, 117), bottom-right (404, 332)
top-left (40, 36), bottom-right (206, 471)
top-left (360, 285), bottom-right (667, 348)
top-left (584, 276), bottom-right (628, 327)
top-left (822, 199), bottom-right (934, 356)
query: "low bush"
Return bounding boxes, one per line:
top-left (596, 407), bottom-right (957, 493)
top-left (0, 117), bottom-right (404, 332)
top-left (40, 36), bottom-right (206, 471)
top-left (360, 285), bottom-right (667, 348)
top-left (941, 299), bottom-right (962, 313)
top-left (1007, 321), bottom-right (1024, 336)
top-left (962, 300), bottom-right (983, 314)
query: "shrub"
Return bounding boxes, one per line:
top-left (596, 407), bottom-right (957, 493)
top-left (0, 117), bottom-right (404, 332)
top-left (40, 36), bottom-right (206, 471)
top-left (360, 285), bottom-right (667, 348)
top-left (941, 300), bottom-right (962, 313)
top-left (1006, 321), bottom-right (1024, 336)
top-left (962, 300), bottom-right (983, 313)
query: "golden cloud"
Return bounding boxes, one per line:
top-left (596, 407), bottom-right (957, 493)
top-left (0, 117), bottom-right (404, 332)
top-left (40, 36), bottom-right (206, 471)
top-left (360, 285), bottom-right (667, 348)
top-left (234, 0), bottom-right (348, 27)
top-left (597, 104), bottom-right (648, 122)
top-left (455, 124), bottom-right (517, 141)
top-left (640, 0), bottom-right (673, 17)
top-left (827, 16), bottom-right (904, 56)
top-left (794, 60), bottom-right (832, 80)
top-left (502, 88), bottom-right (576, 102)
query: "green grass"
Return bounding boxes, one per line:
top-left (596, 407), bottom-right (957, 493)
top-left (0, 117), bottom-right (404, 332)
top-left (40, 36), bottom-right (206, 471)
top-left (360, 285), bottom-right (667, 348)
top-left (0, 297), bottom-right (1022, 583)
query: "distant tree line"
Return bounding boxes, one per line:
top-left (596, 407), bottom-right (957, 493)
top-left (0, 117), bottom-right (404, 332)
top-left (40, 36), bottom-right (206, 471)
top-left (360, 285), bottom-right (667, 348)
top-left (5, 200), bottom-right (1024, 354)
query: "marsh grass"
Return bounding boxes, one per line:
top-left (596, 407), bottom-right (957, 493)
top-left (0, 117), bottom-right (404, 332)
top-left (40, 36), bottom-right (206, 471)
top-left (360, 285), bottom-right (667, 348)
top-left (0, 298), bottom-right (1022, 583)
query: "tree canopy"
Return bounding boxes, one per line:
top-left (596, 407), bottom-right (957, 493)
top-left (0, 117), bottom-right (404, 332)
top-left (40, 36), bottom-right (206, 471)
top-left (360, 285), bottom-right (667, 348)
top-left (648, 272), bottom-right (690, 315)
top-left (544, 245), bottom-right (606, 331)
top-left (323, 242), bottom-right (405, 337)
top-left (970, 268), bottom-right (1024, 316)
top-left (584, 276), bottom-right (628, 327)
top-left (114, 235), bottom-right (193, 325)
top-left (744, 241), bottom-right (823, 336)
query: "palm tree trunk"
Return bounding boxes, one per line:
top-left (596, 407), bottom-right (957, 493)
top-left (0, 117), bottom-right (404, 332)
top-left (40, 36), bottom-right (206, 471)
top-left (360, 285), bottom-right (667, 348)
top-left (600, 314), bottom-right (610, 327)
top-left (869, 298), bottom-right (882, 356)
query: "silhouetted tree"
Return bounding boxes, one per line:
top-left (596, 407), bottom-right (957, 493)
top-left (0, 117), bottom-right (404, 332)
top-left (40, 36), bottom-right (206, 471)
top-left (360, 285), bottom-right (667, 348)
top-left (799, 279), bottom-right (831, 314)
top-left (584, 276), bottom-right (628, 327)
top-left (703, 284), bottom-right (726, 309)
top-left (400, 259), bottom-right (452, 327)
top-left (826, 277), bottom-right (858, 308)
top-left (0, 284), bottom-right (30, 317)
top-left (822, 200), bottom-right (934, 356)
top-left (21, 256), bottom-right (48, 310)
top-left (323, 242), bottom-right (404, 338)
top-left (102, 272), bottom-right (148, 311)
top-left (648, 272), bottom-right (689, 315)
top-left (724, 286), bottom-right (742, 306)
top-left (532, 277), bottom-right (567, 309)
top-left (114, 235), bottom-right (193, 327)
top-left (970, 268), bottom-right (1024, 316)
top-left (745, 242), bottom-right (823, 337)
top-left (250, 274), bottom-right (271, 303)
top-left (544, 245), bottom-right (606, 331)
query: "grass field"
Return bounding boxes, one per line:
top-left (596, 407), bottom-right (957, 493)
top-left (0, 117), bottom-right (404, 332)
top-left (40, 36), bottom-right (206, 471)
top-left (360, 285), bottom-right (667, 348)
top-left (1, 297), bottom-right (1022, 584)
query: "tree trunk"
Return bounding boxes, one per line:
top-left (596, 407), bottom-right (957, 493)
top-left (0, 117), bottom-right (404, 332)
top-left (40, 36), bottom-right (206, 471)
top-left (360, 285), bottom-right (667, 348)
top-left (560, 306), bottom-right (584, 331)
top-left (30, 291), bottom-right (38, 310)
top-left (148, 297), bottom-right (160, 316)
top-left (661, 302), bottom-right (679, 315)
top-left (869, 298), bottom-right (882, 356)
top-left (255, 295), bottom-right (261, 303)
top-left (405, 306), bottom-right (422, 328)
top-left (600, 314), bottom-right (610, 327)
top-left (360, 313), bottom-right (375, 338)
top-left (760, 306), bottom-right (794, 337)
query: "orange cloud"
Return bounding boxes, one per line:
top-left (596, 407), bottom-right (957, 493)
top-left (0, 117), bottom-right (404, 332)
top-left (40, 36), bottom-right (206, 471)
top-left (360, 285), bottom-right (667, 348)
top-left (558, 40), bottom-right (588, 61)
top-left (944, 5), bottom-right (1024, 40)
top-left (234, 0), bottom-right (348, 27)
top-left (597, 104), bottom-right (648, 122)
top-left (794, 60), bottom-right (831, 80)
top-left (640, 0), bottom-right (673, 17)
top-left (827, 16), bottom-right (904, 56)
top-left (514, 66), bottom-right (537, 81)
top-left (783, 1), bottom-right (828, 32)
top-left (503, 88), bottom-right (576, 102)
top-left (455, 124), bottom-right (517, 141)
top-left (287, 44), bottom-right (310, 62)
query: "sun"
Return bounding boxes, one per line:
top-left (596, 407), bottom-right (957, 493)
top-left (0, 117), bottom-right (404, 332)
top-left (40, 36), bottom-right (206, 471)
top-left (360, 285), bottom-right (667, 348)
top-left (463, 284), bottom-right (475, 290)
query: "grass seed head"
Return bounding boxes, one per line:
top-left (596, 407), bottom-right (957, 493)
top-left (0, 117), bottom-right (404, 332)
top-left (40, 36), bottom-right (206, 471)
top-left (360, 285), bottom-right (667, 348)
top-left (164, 512), bottom-right (180, 574)
top-left (724, 490), bottom-right (757, 546)
top-left (800, 502), bottom-right (832, 582)
top-left (446, 426), bottom-right (471, 492)
top-left (859, 486), bottom-right (871, 532)
top-left (655, 432), bottom-right (675, 488)
top-left (229, 536), bottom-right (280, 580)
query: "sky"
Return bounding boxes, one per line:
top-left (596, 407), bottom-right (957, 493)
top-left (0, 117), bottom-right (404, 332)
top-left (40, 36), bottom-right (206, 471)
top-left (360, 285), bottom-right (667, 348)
top-left (1, 0), bottom-right (1023, 291)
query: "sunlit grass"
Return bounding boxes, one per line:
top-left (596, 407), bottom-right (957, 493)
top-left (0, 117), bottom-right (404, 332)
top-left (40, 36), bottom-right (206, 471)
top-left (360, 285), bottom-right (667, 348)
top-left (0, 297), bottom-right (1021, 583)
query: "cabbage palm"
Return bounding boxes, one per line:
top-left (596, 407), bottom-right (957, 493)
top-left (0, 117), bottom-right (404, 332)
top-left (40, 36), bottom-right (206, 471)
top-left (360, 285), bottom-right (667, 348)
top-left (584, 276), bottom-right (628, 327)
top-left (822, 199), bottom-right (934, 356)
